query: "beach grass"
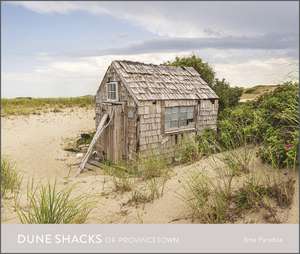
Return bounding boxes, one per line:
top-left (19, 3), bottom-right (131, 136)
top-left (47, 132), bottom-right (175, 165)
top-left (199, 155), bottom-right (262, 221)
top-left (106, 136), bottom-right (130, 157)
top-left (1, 96), bottom-right (94, 116)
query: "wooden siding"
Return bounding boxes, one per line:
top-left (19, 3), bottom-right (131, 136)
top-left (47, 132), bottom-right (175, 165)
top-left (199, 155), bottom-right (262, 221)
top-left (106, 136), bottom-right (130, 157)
top-left (95, 66), bottom-right (137, 161)
top-left (94, 62), bottom-right (218, 163)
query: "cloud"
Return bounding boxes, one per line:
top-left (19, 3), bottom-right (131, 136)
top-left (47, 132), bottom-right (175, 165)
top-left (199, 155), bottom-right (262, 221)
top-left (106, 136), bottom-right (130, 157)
top-left (9, 1), bottom-right (299, 38)
top-left (3, 50), bottom-right (298, 98)
top-left (65, 33), bottom-right (298, 59)
top-left (215, 57), bottom-right (299, 86)
top-left (4, 1), bottom-right (299, 97)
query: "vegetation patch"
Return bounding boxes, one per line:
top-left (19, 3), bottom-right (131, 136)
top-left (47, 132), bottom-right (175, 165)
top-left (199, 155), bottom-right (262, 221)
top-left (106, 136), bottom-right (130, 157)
top-left (183, 168), bottom-right (296, 224)
top-left (1, 96), bottom-right (94, 116)
top-left (196, 82), bottom-right (299, 169)
top-left (1, 159), bottom-right (22, 199)
top-left (173, 137), bottom-right (200, 164)
top-left (17, 182), bottom-right (94, 224)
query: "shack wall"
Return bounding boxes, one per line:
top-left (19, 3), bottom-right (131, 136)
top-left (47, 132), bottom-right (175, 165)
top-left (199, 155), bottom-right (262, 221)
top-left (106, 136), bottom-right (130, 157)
top-left (95, 66), bottom-right (137, 161)
top-left (137, 99), bottom-right (218, 160)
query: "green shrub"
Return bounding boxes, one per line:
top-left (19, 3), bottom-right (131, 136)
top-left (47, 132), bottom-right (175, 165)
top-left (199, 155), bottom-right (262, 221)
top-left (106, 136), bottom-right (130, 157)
top-left (217, 82), bottom-right (299, 169)
top-left (196, 128), bottom-right (219, 156)
top-left (1, 159), bottom-right (22, 198)
top-left (17, 182), bottom-right (94, 224)
top-left (175, 137), bottom-right (200, 163)
top-left (212, 78), bottom-right (243, 111)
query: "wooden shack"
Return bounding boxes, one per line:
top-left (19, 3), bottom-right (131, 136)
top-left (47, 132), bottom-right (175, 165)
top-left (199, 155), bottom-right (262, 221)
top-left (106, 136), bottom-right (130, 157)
top-left (79, 60), bottom-right (218, 172)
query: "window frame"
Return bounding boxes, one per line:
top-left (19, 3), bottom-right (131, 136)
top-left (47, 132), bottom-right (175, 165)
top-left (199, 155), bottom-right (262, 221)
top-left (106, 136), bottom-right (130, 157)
top-left (106, 81), bottom-right (118, 102)
top-left (164, 106), bottom-right (195, 133)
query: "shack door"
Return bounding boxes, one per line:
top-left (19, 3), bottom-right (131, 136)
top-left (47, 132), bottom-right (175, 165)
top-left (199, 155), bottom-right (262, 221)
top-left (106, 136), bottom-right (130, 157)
top-left (103, 104), bottom-right (127, 162)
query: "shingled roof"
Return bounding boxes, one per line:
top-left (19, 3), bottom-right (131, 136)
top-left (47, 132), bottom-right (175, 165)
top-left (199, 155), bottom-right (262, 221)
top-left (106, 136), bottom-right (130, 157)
top-left (111, 60), bottom-right (218, 101)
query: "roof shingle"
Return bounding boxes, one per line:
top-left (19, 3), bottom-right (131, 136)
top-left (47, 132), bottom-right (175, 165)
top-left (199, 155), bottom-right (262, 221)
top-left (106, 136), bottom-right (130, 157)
top-left (112, 60), bottom-right (218, 101)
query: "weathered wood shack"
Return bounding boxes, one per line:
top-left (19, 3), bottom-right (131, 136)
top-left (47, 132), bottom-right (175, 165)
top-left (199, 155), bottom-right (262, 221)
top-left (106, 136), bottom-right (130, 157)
top-left (79, 60), bottom-right (218, 172)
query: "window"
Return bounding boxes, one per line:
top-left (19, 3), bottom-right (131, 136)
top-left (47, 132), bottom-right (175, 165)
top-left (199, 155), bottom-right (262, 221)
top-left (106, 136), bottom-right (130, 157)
top-left (107, 82), bottom-right (118, 101)
top-left (165, 106), bottom-right (194, 130)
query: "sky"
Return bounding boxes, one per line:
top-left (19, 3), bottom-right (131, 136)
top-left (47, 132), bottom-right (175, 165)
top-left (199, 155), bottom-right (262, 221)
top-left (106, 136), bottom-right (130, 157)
top-left (1, 1), bottom-right (299, 98)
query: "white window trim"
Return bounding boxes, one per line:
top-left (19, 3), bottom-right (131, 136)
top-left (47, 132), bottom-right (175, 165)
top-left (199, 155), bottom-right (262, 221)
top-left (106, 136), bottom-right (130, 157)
top-left (106, 81), bottom-right (119, 102)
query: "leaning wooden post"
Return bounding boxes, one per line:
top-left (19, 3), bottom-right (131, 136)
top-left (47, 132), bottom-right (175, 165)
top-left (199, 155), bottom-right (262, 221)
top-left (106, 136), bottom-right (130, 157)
top-left (76, 110), bottom-right (114, 176)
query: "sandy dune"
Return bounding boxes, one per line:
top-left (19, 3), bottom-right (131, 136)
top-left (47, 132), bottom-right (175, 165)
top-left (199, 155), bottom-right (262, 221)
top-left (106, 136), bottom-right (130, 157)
top-left (1, 109), bottom-right (298, 224)
top-left (2, 109), bottom-right (95, 180)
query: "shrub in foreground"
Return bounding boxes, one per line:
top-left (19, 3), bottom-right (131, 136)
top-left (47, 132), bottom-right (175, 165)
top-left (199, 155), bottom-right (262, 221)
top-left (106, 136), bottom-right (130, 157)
top-left (17, 182), bottom-right (94, 224)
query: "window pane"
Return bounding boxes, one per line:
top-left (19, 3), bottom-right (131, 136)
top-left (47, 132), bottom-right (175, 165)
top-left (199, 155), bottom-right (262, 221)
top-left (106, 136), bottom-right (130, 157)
top-left (165, 106), bottom-right (194, 130)
top-left (165, 113), bottom-right (171, 121)
top-left (166, 108), bottom-right (172, 115)
top-left (179, 120), bottom-right (187, 127)
top-left (107, 82), bottom-right (117, 100)
top-left (187, 111), bottom-right (193, 119)
top-left (180, 111), bottom-right (187, 120)
top-left (172, 107), bottom-right (178, 114)
top-left (165, 120), bottom-right (171, 129)
top-left (187, 107), bottom-right (194, 119)
top-left (171, 120), bottom-right (178, 128)
top-left (111, 84), bottom-right (116, 92)
top-left (180, 107), bottom-right (187, 112)
top-left (171, 111), bottom-right (178, 120)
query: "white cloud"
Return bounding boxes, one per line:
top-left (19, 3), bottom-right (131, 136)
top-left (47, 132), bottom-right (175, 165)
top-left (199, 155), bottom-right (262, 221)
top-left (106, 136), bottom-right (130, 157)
top-left (9, 1), bottom-right (299, 38)
top-left (2, 52), bottom-right (192, 97)
top-left (3, 1), bottom-right (298, 97)
top-left (3, 50), bottom-right (298, 98)
top-left (215, 57), bottom-right (299, 86)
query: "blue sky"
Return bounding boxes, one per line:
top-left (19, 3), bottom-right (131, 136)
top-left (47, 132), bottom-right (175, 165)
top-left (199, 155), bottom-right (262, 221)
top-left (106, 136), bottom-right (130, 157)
top-left (2, 1), bottom-right (299, 97)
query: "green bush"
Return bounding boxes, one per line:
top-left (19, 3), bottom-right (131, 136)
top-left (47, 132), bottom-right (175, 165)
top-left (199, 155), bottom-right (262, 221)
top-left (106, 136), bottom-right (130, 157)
top-left (196, 128), bottom-right (219, 156)
top-left (256, 82), bottom-right (299, 168)
top-left (212, 78), bottom-right (243, 111)
top-left (216, 82), bottom-right (299, 169)
top-left (175, 137), bottom-right (200, 163)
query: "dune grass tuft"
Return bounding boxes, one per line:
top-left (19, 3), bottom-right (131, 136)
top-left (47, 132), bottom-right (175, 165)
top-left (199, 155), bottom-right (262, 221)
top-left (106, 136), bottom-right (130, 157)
top-left (17, 181), bottom-right (94, 224)
top-left (1, 159), bottom-right (22, 199)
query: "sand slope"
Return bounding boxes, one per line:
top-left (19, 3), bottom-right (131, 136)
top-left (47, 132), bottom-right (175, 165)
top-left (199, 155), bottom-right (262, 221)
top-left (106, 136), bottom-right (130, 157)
top-left (1, 109), bottom-right (298, 224)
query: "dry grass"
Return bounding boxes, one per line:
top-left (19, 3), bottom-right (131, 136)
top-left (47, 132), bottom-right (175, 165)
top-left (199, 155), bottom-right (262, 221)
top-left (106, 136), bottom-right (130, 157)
top-left (1, 96), bottom-right (94, 116)
top-left (240, 84), bottom-right (279, 102)
top-left (127, 176), bottom-right (167, 206)
top-left (181, 144), bottom-right (296, 224)
top-left (1, 159), bottom-right (22, 199)
top-left (182, 172), bottom-right (229, 223)
top-left (174, 137), bottom-right (200, 164)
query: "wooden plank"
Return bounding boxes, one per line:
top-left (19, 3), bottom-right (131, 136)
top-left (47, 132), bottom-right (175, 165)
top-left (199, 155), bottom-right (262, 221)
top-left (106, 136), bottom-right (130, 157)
top-left (77, 112), bottom-right (110, 175)
top-left (85, 163), bottom-right (101, 171)
top-left (89, 159), bottom-right (102, 167)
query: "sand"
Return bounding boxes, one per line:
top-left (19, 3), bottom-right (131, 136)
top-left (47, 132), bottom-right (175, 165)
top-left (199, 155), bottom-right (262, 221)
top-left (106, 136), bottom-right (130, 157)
top-left (1, 109), bottom-right (298, 224)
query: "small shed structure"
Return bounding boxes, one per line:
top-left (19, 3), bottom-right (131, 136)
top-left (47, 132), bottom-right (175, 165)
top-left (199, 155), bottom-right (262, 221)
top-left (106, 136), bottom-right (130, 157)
top-left (91, 60), bottom-right (218, 164)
